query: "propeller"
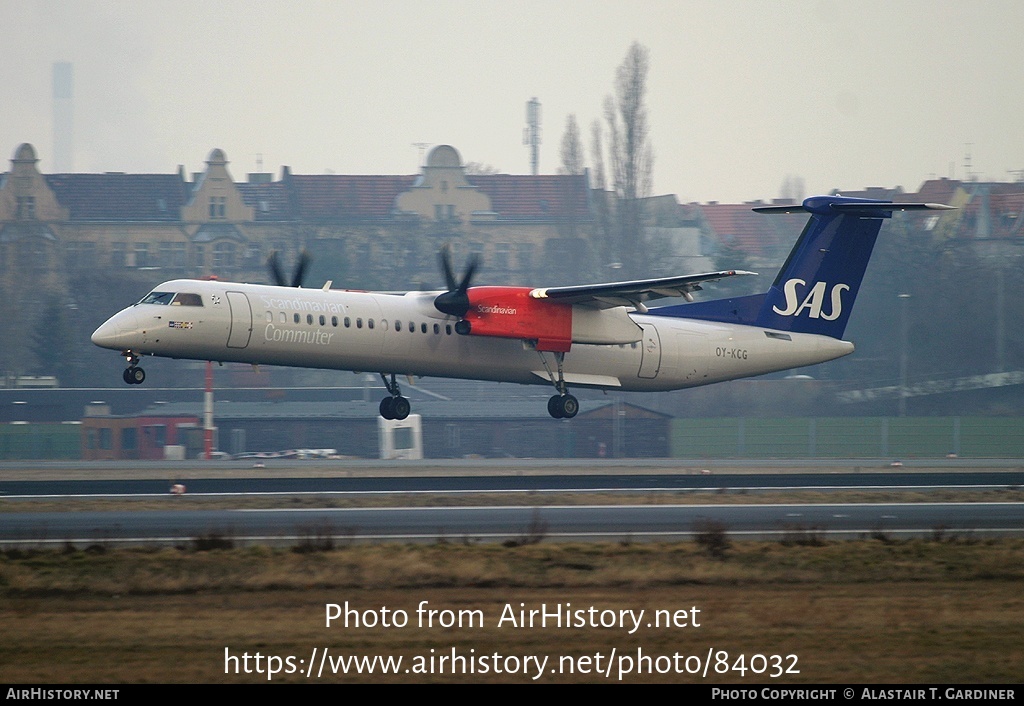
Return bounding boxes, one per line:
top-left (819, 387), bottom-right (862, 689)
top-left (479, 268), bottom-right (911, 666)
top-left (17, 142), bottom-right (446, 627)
top-left (268, 249), bottom-right (310, 288)
top-left (433, 244), bottom-right (479, 318)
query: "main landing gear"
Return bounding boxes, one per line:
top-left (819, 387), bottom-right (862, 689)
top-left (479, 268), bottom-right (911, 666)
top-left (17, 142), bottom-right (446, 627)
top-left (547, 393), bottom-right (579, 419)
top-left (122, 352), bottom-right (145, 385)
top-left (378, 373), bottom-right (411, 420)
top-left (537, 350), bottom-right (579, 419)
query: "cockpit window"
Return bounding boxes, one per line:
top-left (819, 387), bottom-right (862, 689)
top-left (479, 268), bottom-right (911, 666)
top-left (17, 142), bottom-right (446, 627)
top-left (171, 292), bottom-right (203, 307)
top-left (140, 291), bottom-right (174, 305)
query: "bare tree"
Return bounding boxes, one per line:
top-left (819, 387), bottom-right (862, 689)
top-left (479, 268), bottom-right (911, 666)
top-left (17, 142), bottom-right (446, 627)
top-left (464, 162), bottom-right (501, 175)
top-left (590, 118), bottom-right (616, 270)
top-left (604, 41), bottom-right (654, 277)
top-left (559, 114), bottom-right (585, 175)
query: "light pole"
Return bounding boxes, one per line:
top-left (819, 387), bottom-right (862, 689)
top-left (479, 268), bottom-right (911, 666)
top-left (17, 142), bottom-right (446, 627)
top-left (898, 293), bottom-right (911, 417)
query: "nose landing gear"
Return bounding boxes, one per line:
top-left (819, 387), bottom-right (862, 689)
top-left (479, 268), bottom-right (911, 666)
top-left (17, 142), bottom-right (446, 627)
top-left (122, 366), bottom-right (146, 385)
top-left (379, 373), bottom-right (411, 420)
top-left (122, 352), bottom-right (145, 385)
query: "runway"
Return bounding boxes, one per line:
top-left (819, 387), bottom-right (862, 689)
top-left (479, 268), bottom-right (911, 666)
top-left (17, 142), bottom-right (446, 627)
top-left (1, 502), bottom-right (1022, 544)
top-left (1, 461), bottom-right (1021, 544)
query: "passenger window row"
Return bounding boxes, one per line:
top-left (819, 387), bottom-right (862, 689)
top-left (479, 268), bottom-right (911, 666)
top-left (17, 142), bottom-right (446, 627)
top-left (264, 309), bottom-right (456, 336)
top-left (395, 320), bottom-right (453, 335)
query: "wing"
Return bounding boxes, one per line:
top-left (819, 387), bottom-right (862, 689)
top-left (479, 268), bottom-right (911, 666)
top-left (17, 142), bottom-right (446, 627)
top-left (528, 270), bottom-right (756, 311)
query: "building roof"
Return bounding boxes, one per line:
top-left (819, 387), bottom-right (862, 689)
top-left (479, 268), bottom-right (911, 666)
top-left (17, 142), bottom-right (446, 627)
top-left (237, 181), bottom-right (293, 221)
top-left (469, 174), bottom-right (591, 221)
top-left (287, 174), bottom-right (417, 221)
top-left (697, 202), bottom-right (793, 258)
top-left (45, 173), bottom-right (188, 221)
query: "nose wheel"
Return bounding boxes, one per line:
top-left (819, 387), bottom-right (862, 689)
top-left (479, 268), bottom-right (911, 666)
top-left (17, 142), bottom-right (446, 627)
top-left (379, 373), bottom-right (411, 420)
top-left (121, 352), bottom-right (145, 385)
top-left (123, 366), bottom-right (145, 385)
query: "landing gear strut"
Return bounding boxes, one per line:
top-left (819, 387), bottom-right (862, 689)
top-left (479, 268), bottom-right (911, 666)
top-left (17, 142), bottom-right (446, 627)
top-left (122, 352), bottom-right (145, 385)
top-left (378, 373), bottom-right (411, 420)
top-left (537, 351), bottom-right (578, 419)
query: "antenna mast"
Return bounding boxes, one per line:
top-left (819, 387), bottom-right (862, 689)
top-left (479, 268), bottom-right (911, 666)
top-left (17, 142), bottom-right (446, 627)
top-left (523, 98), bottom-right (541, 175)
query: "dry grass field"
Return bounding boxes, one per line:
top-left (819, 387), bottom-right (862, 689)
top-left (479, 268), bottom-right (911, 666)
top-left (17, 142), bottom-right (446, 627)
top-left (2, 536), bottom-right (1022, 683)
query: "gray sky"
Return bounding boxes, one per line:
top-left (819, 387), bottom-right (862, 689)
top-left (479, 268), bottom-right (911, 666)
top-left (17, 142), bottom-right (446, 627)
top-left (3, 0), bottom-right (1023, 203)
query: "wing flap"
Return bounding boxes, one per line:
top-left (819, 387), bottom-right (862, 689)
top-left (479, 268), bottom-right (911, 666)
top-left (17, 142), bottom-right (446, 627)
top-left (530, 371), bottom-right (623, 388)
top-left (529, 270), bottom-right (755, 309)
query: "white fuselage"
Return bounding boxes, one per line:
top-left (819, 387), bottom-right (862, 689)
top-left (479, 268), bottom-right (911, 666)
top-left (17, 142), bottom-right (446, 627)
top-left (92, 279), bottom-right (854, 391)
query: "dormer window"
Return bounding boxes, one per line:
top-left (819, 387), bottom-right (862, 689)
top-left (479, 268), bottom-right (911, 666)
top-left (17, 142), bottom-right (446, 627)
top-left (209, 196), bottom-right (226, 219)
top-left (16, 196), bottom-right (35, 220)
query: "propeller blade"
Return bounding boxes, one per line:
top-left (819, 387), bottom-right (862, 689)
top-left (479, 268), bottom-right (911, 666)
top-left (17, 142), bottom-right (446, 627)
top-left (439, 244), bottom-right (458, 291)
top-left (433, 247), bottom-right (479, 318)
top-left (459, 253), bottom-right (479, 294)
top-left (268, 251), bottom-right (287, 287)
top-left (291, 249), bottom-right (310, 288)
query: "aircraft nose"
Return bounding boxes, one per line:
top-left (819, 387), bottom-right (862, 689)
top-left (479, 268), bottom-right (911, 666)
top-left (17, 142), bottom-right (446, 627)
top-left (91, 309), bottom-right (139, 350)
top-left (91, 319), bottom-right (122, 349)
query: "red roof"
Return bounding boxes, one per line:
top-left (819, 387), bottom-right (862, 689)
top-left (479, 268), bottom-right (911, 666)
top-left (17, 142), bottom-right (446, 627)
top-left (698, 202), bottom-right (792, 257)
top-left (288, 175), bottom-right (416, 220)
top-left (469, 174), bottom-right (591, 221)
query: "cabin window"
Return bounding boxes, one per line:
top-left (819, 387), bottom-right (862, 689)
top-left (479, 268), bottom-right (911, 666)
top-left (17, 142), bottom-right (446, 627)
top-left (279, 312), bottom-right (286, 323)
top-left (319, 315), bottom-right (325, 326)
top-left (395, 320), bottom-right (402, 332)
top-left (293, 313), bottom-right (300, 324)
top-left (140, 291), bottom-right (174, 305)
top-left (368, 319), bottom-right (375, 329)
top-left (171, 292), bottom-right (203, 306)
top-left (265, 312), bottom-right (272, 323)
top-left (446, 325), bottom-right (452, 335)
top-left (433, 323), bottom-right (440, 334)
top-left (331, 316), bottom-right (338, 327)
top-left (306, 314), bottom-right (313, 325)
top-left (344, 317), bottom-right (351, 328)
top-left (421, 323), bottom-right (427, 334)
top-left (356, 318), bottom-right (362, 329)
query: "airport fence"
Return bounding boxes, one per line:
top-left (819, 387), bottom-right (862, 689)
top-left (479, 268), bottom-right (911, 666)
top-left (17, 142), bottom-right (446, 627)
top-left (670, 417), bottom-right (1024, 459)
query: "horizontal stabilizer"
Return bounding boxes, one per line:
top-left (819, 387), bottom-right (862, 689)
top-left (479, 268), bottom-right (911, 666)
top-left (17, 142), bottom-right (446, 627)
top-left (753, 200), bottom-right (957, 215)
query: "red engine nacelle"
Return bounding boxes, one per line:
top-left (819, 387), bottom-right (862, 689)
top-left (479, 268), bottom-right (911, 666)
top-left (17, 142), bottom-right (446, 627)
top-left (461, 286), bottom-right (572, 352)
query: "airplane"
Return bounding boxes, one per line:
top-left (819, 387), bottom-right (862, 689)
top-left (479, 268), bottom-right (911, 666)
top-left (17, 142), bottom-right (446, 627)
top-left (91, 195), bottom-right (953, 420)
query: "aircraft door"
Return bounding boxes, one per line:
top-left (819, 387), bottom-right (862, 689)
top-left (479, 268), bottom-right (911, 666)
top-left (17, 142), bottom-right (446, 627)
top-left (226, 291), bottom-right (253, 349)
top-left (637, 323), bottom-right (661, 379)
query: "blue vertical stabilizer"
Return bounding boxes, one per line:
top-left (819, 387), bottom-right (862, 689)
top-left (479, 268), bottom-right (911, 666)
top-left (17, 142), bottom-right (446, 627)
top-left (651, 195), bottom-right (951, 339)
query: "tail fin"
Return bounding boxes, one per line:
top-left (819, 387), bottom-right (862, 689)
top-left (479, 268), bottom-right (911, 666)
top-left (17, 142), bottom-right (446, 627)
top-left (653, 195), bottom-right (953, 339)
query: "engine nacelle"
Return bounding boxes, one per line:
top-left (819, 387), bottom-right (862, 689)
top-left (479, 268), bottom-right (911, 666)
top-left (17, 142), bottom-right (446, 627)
top-left (462, 286), bottom-right (572, 352)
